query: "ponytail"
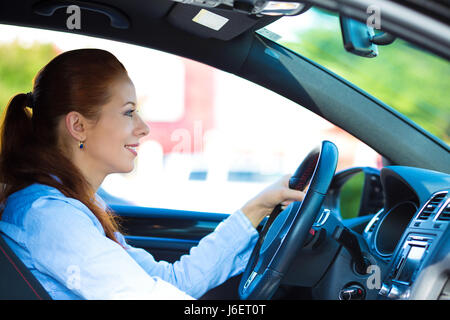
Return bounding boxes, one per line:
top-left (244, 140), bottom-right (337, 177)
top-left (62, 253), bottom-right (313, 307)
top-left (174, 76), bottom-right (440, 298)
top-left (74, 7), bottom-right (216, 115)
top-left (0, 93), bottom-right (34, 156)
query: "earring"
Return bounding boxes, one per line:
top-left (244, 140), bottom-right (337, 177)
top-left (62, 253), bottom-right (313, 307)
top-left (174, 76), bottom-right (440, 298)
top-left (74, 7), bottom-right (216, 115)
top-left (79, 141), bottom-right (84, 149)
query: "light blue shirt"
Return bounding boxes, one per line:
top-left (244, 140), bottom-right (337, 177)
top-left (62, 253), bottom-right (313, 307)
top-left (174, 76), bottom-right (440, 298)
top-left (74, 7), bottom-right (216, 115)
top-left (0, 183), bottom-right (258, 299)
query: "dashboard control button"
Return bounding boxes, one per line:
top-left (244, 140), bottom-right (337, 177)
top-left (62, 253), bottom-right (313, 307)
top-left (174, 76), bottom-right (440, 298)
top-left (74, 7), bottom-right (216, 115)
top-left (387, 284), bottom-right (402, 299)
top-left (339, 284), bottom-right (365, 300)
top-left (379, 283), bottom-right (390, 296)
top-left (399, 288), bottom-right (411, 300)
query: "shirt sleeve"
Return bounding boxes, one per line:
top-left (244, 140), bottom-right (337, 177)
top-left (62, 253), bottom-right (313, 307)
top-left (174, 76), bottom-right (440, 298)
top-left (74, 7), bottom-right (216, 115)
top-left (23, 197), bottom-right (194, 300)
top-left (118, 209), bottom-right (259, 299)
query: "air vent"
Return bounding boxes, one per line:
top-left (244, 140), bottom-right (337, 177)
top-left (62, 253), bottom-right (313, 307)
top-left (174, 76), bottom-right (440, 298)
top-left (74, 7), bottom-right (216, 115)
top-left (417, 192), bottom-right (447, 220)
top-left (437, 202), bottom-right (450, 221)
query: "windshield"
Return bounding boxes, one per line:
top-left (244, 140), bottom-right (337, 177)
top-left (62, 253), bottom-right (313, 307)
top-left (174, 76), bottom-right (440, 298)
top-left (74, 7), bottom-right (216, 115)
top-left (263, 7), bottom-right (450, 144)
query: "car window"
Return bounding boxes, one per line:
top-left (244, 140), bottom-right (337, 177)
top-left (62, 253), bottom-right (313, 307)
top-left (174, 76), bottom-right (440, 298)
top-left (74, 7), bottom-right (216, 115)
top-left (1, 24), bottom-right (381, 215)
top-left (263, 7), bottom-right (450, 144)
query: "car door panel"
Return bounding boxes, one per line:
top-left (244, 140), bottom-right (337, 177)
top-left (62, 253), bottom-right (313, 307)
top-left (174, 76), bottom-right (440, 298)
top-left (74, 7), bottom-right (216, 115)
top-left (109, 205), bottom-right (242, 299)
top-left (110, 205), bottom-right (228, 262)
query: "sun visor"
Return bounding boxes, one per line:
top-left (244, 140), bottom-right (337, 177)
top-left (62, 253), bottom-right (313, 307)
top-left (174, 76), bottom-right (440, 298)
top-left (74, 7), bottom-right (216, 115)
top-left (167, 4), bottom-right (260, 41)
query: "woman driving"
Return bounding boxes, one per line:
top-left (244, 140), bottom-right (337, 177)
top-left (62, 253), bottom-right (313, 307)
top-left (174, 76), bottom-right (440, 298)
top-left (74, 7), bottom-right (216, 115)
top-left (0, 49), bottom-right (305, 299)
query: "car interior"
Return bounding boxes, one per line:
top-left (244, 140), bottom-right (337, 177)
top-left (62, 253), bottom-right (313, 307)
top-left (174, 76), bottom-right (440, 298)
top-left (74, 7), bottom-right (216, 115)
top-left (0, 0), bottom-right (449, 300)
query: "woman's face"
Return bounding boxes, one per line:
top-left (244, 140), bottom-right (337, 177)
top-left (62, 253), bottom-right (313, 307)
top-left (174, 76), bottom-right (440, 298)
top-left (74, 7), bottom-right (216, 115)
top-left (82, 77), bottom-right (150, 176)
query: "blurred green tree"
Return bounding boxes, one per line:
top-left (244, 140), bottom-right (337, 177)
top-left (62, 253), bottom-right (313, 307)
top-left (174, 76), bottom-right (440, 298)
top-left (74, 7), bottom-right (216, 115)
top-left (339, 171), bottom-right (365, 220)
top-left (281, 14), bottom-right (450, 144)
top-left (0, 40), bottom-right (58, 114)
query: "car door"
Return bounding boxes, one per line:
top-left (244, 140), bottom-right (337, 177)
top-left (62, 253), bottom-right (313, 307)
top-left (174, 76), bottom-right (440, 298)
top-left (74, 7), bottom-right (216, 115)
top-left (106, 202), bottom-right (243, 299)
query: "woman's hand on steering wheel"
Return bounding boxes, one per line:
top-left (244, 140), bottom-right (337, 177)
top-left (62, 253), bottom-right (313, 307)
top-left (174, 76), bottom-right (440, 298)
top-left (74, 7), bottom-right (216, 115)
top-left (240, 174), bottom-right (306, 228)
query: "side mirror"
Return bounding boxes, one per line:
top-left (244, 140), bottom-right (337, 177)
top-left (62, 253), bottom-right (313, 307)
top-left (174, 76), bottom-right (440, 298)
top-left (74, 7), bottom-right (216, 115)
top-left (339, 15), bottom-right (378, 58)
top-left (327, 167), bottom-right (385, 220)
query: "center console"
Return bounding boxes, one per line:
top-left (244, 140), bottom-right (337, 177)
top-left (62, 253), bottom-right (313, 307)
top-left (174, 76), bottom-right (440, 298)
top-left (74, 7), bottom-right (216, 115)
top-left (378, 191), bottom-right (449, 299)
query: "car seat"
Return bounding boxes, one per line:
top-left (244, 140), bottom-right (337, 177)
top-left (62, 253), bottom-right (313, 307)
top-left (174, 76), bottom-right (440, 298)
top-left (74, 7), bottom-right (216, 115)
top-left (0, 234), bottom-right (51, 300)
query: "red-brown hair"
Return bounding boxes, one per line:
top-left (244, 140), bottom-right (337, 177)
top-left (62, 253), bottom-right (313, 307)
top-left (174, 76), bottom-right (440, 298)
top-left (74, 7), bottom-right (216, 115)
top-left (0, 48), bottom-right (128, 243)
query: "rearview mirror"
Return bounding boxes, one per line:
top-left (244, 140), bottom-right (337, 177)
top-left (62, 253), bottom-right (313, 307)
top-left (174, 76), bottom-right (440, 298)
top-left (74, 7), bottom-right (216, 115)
top-left (339, 15), bottom-right (378, 58)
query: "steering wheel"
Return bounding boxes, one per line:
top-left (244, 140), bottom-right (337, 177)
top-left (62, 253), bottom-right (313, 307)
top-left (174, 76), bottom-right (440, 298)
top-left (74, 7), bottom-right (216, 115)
top-left (238, 140), bottom-right (339, 300)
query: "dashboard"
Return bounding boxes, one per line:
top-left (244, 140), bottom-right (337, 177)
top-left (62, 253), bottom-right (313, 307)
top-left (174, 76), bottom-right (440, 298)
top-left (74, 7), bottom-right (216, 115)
top-left (362, 166), bottom-right (450, 300)
top-left (103, 164), bottom-right (450, 300)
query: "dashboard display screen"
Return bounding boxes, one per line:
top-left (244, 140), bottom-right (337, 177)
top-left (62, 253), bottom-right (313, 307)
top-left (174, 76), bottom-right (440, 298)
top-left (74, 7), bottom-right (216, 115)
top-left (396, 245), bottom-right (426, 284)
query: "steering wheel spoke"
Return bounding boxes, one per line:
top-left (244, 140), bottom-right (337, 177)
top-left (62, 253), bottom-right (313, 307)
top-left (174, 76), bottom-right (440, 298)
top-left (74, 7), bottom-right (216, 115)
top-left (239, 141), bottom-right (339, 300)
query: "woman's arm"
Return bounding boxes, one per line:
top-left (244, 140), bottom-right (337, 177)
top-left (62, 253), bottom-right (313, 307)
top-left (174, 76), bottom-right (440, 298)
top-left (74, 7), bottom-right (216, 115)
top-left (118, 209), bottom-right (258, 299)
top-left (117, 174), bottom-right (304, 298)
